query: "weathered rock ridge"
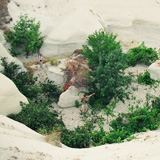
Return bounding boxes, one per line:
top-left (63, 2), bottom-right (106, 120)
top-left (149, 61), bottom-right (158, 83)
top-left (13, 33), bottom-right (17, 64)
top-left (5, 0), bottom-right (160, 57)
top-left (0, 73), bottom-right (28, 116)
top-left (0, 114), bottom-right (160, 160)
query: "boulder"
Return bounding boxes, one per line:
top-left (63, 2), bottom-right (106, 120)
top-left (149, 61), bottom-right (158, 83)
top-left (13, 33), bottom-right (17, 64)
top-left (48, 66), bottom-right (65, 88)
top-left (47, 59), bottom-right (66, 88)
top-left (58, 86), bottom-right (81, 108)
top-left (0, 73), bottom-right (28, 116)
top-left (148, 60), bottom-right (160, 80)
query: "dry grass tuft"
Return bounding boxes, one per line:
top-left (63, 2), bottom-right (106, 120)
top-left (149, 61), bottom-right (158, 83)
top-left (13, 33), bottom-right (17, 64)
top-left (45, 131), bottom-right (62, 147)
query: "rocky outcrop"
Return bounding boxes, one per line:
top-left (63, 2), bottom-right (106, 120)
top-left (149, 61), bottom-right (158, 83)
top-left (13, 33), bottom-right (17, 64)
top-left (148, 60), bottom-right (160, 80)
top-left (0, 42), bottom-right (26, 72)
top-left (0, 73), bottom-right (28, 116)
top-left (47, 59), bottom-right (66, 88)
top-left (57, 49), bottom-right (89, 108)
top-left (58, 86), bottom-right (81, 108)
top-left (6, 0), bottom-right (160, 57)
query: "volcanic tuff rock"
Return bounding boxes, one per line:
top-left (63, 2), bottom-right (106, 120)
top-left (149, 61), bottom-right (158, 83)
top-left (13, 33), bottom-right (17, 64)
top-left (5, 0), bottom-right (160, 57)
top-left (0, 73), bottom-right (28, 116)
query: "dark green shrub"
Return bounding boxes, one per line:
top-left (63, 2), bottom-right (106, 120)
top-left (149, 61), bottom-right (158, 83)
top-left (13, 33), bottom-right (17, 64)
top-left (90, 125), bottom-right (106, 146)
top-left (81, 30), bottom-right (131, 106)
top-left (110, 106), bottom-right (159, 135)
top-left (0, 57), bottom-right (20, 79)
top-left (92, 103), bottom-right (160, 146)
top-left (1, 57), bottom-right (40, 100)
top-left (1, 57), bottom-right (61, 102)
top-left (61, 122), bottom-right (93, 148)
top-left (127, 42), bottom-right (158, 66)
top-left (5, 14), bottom-right (45, 56)
top-left (75, 100), bottom-right (80, 108)
top-left (40, 78), bottom-right (61, 103)
top-left (8, 101), bottom-right (64, 133)
top-left (102, 129), bottom-right (128, 144)
top-left (137, 70), bottom-right (155, 85)
top-left (152, 96), bottom-right (160, 110)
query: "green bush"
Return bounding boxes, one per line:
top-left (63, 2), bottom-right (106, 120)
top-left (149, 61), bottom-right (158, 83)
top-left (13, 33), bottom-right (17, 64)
top-left (61, 122), bottom-right (93, 148)
top-left (1, 57), bottom-right (40, 100)
top-left (75, 100), bottom-right (80, 107)
top-left (8, 101), bottom-right (64, 133)
top-left (5, 14), bottom-right (45, 56)
top-left (152, 96), bottom-right (160, 110)
top-left (137, 70), bottom-right (155, 85)
top-left (90, 125), bottom-right (106, 146)
top-left (40, 78), bottom-right (61, 103)
top-left (81, 30), bottom-right (131, 106)
top-left (127, 42), bottom-right (158, 66)
top-left (110, 106), bottom-right (159, 136)
top-left (1, 57), bottom-right (61, 103)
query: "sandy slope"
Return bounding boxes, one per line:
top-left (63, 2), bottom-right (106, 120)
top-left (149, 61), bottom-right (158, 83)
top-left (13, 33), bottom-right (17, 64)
top-left (0, 114), bottom-right (160, 160)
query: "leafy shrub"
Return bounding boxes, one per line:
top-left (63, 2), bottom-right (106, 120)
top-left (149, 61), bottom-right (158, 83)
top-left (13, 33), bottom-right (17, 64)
top-left (5, 14), bottom-right (45, 56)
top-left (75, 100), bottom-right (80, 107)
top-left (90, 125), bottom-right (106, 146)
top-left (1, 57), bottom-right (40, 100)
top-left (127, 42), bottom-right (158, 66)
top-left (60, 110), bottom-right (105, 148)
top-left (81, 29), bottom-right (131, 106)
top-left (8, 101), bottom-right (64, 133)
top-left (1, 57), bottom-right (61, 103)
top-left (152, 96), bottom-right (160, 110)
top-left (137, 70), bottom-right (155, 85)
top-left (40, 78), bottom-right (61, 103)
top-left (110, 106), bottom-right (159, 137)
top-left (61, 121), bottom-right (93, 148)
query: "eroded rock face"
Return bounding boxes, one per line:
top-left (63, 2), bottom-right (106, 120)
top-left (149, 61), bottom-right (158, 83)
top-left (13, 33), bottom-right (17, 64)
top-left (58, 86), bottom-right (81, 108)
top-left (0, 42), bottom-right (26, 72)
top-left (148, 60), bottom-right (160, 80)
top-left (47, 59), bottom-right (66, 88)
top-left (1, 115), bottom-right (160, 160)
top-left (7, 0), bottom-right (160, 57)
top-left (0, 73), bottom-right (28, 116)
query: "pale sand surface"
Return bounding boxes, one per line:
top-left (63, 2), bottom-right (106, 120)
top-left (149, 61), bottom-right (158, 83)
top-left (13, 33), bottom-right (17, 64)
top-left (0, 114), bottom-right (160, 160)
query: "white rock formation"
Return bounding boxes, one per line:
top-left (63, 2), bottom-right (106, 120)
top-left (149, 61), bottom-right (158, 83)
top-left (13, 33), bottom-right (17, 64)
top-left (47, 66), bottom-right (65, 87)
top-left (47, 59), bottom-right (66, 87)
top-left (0, 30), bottom-right (5, 44)
top-left (148, 60), bottom-right (160, 80)
top-left (1, 114), bottom-right (160, 160)
top-left (7, 0), bottom-right (160, 57)
top-left (0, 73), bottom-right (28, 116)
top-left (58, 86), bottom-right (81, 108)
top-left (0, 42), bottom-right (26, 72)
